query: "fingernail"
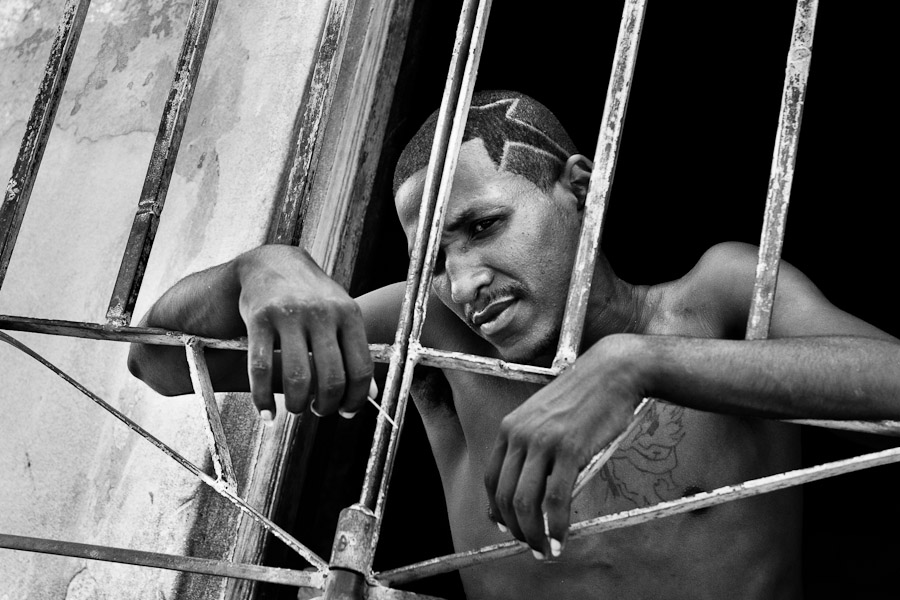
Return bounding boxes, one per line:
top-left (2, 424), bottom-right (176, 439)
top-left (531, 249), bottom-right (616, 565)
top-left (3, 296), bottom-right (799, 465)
top-left (260, 409), bottom-right (274, 422)
top-left (369, 378), bottom-right (379, 399)
top-left (532, 549), bottom-right (545, 560)
top-left (497, 523), bottom-right (508, 533)
top-left (338, 408), bottom-right (359, 419)
top-left (550, 538), bottom-right (562, 557)
top-left (310, 402), bottom-right (324, 417)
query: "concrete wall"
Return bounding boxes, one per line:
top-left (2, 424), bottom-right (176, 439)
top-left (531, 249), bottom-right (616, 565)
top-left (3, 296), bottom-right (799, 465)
top-left (0, 0), bottom-right (329, 597)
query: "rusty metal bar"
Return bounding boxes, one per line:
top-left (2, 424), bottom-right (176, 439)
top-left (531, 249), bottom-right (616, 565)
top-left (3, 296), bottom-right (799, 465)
top-left (377, 444), bottom-right (900, 585)
top-left (552, 0), bottom-right (647, 370)
top-left (185, 340), bottom-right (237, 489)
top-left (0, 330), bottom-right (326, 570)
top-left (0, 0), bottom-right (92, 290)
top-left (357, 0), bottom-right (486, 511)
top-left (2, 315), bottom-right (896, 435)
top-left (105, 0), bottom-right (219, 326)
top-left (269, 0), bottom-right (357, 246)
top-left (0, 532), bottom-right (325, 588)
top-left (369, 0), bottom-right (492, 556)
top-left (416, 345), bottom-right (556, 383)
top-left (745, 0), bottom-right (818, 340)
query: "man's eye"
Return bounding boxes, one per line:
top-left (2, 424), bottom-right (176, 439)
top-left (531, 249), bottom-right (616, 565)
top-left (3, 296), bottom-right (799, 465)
top-left (472, 218), bottom-right (498, 235)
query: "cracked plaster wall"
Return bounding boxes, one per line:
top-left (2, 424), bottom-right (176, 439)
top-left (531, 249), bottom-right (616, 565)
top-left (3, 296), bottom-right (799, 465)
top-left (0, 0), bottom-right (329, 597)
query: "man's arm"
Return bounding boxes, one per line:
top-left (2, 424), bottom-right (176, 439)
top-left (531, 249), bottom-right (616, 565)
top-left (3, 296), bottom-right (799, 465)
top-left (485, 242), bottom-right (900, 558)
top-left (128, 244), bottom-right (382, 419)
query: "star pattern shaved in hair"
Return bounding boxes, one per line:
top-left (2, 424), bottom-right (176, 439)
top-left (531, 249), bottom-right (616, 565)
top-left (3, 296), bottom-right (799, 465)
top-left (467, 98), bottom-right (571, 170)
top-left (393, 91), bottom-right (577, 195)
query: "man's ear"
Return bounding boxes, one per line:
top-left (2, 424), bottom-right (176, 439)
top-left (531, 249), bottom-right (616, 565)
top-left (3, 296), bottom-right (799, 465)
top-left (559, 154), bottom-right (593, 209)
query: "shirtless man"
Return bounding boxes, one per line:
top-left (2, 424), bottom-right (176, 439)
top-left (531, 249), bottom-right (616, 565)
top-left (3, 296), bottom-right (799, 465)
top-left (128, 91), bottom-right (900, 599)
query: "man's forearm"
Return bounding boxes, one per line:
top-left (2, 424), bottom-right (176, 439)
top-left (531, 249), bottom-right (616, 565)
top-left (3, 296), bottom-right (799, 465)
top-left (619, 333), bottom-right (900, 421)
top-left (127, 259), bottom-right (247, 395)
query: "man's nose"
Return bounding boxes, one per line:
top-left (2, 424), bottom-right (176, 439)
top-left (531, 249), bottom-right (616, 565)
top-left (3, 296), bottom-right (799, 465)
top-left (446, 253), bottom-right (492, 305)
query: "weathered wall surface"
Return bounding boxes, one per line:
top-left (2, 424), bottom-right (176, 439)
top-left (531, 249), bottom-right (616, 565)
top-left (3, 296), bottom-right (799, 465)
top-left (0, 0), bottom-right (328, 597)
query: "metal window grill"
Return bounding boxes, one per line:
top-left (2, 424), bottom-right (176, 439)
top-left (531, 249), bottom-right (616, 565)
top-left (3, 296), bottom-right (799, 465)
top-left (2, 0), bottom-right (900, 599)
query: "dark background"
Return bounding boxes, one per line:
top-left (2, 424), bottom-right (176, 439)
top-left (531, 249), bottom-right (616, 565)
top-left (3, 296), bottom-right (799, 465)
top-left (266, 2), bottom-right (899, 599)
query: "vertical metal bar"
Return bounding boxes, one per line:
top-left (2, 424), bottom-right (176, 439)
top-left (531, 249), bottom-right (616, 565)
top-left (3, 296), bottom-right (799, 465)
top-left (185, 340), bottom-right (237, 491)
top-left (0, 0), bottom-right (92, 290)
top-left (105, 0), bottom-right (219, 326)
top-left (552, 0), bottom-right (648, 370)
top-left (745, 0), bottom-right (818, 340)
top-left (371, 0), bottom-right (492, 531)
top-left (357, 0), bottom-right (486, 512)
top-left (269, 0), bottom-right (358, 246)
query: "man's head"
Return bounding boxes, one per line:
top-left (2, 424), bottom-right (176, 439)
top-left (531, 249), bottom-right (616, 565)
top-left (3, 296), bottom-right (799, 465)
top-left (393, 91), bottom-right (593, 364)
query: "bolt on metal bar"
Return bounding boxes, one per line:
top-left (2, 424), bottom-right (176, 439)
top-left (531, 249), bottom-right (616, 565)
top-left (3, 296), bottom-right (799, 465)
top-left (552, 0), bottom-right (648, 370)
top-left (0, 0), bottom-right (92, 291)
top-left (0, 330), bottom-right (326, 570)
top-left (185, 340), bottom-right (237, 490)
top-left (377, 444), bottom-right (900, 585)
top-left (745, 0), bottom-right (818, 341)
top-left (0, 532), bottom-right (325, 589)
top-left (106, 0), bottom-right (219, 326)
top-left (367, 1), bottom-right (493, 567)
top-left (269, 0), bottom-right (358, 246)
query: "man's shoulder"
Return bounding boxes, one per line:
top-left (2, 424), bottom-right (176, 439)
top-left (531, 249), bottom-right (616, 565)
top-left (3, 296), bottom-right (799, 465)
top-left (354, 281), bottom-right (479, 350)
top-left (649, 242), bottom-right (762, 338)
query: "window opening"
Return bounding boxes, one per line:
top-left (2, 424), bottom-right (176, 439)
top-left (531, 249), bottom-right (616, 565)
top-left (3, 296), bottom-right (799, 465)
top-left (1, 0), bottom-right (899, 599)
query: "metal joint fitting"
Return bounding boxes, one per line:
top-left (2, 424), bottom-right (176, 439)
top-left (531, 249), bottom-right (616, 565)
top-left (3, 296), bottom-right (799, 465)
top-left (329, 504), bottom-right (376, 574)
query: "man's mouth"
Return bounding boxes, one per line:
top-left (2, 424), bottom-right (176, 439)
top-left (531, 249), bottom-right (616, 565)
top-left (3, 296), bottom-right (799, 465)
top-left (470, 297), bottom-right (517, 336)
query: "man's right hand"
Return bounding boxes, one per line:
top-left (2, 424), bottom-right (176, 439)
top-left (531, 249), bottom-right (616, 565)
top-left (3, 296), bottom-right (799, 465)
top-left (128, 245), bottom-right (374, 421)
top-left (234, 245), bottom-right (374, 420)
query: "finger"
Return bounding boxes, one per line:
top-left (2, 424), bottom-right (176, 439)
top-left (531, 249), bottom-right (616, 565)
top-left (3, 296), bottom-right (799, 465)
top-left (494, 446), bottom-right (527, 543)
top-left (514, 452), bottom-right (552, 558)
top-left (277, 320), bottom-right (313, 414)
top-left (485, 437), bottom-right (508, 533)
top-left (246, 315), bottom-right (276, 420)
top-left (309, 325), bottom-right (345, 416)
top-left (543, 457), bottom-right (579, 558)
top-left (337, 315), bottom-right (373, 418)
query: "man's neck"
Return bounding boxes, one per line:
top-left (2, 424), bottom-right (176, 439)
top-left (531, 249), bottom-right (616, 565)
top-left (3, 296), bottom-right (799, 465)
top-left (579, 259), bottom-right (653, 349)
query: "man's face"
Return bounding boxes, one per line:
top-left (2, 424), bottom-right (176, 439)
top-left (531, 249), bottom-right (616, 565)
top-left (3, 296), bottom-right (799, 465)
top-left (395, 139), bottom-right (582, 364)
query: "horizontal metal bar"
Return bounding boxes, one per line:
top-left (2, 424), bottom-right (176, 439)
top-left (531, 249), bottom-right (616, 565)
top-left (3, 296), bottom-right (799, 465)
top-left (106, 0), bottom-right (219, 326)
top-left (376, 444), bottom-right (900, 585)
top-left (745, 0), bottom-right (818, 341)
top-left (416, 345), bottom-right (556, 383)
top-left (0, 331), bottom-right (326, 570)
top-left (0, 0), bottom-right (92, 290)
top-left (0, 532), bottom-right (324, 588)
top-left (3, 316), bottom-right (898, 437)
top-left (552, 0), bottom-right (647, 370)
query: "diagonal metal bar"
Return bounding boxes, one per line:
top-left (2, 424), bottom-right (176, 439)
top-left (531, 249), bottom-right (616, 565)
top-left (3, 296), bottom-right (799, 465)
top-left (185, 339), bottom-right (237, 490)
top-left (745, 0), bottom-right (818, 340)
top-left (0, 532), bottom-right (325, 588)
top-left (0, 0), bottom-right (92, 291)
top-left (106, 0), bottom-right (219, 326)
top-left (0, 331), bottom-right (326, 570)
top-left (552, 0), bottom-right (648, 370)
top-left (377, 444), bottom-right (900, 585)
